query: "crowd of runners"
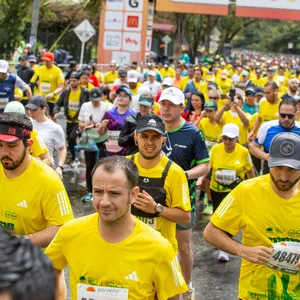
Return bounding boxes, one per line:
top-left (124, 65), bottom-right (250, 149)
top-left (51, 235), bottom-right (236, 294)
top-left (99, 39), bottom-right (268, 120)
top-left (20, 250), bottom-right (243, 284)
top-left (0, 49), bottom-right (300, 300)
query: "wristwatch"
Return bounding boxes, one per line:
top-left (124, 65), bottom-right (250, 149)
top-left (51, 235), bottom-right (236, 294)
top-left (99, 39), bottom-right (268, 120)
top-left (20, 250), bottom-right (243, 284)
top-left (155, 203), bottom-right (163, 215)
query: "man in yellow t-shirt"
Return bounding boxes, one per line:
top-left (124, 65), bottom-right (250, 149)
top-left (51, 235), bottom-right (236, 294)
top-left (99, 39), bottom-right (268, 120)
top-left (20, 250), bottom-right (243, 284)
top-left (30, 52), bottom-right (65, 116)
top-left (45, 156), bottom-right (187, 300)
top-left (127, 115), bottom-right (191, 252)
top-left (204, 132), bottom-right (300, 300)
top-left (53, 72), bottom-right (89, 164)
top-left (216, 70), bottom-right (234, 96)
top-left (0, 113), bottom-right (73, 248)
top-left (160, 63), bottom-right (176, 78)
top-left (104, 60), bottom-right (118, 87)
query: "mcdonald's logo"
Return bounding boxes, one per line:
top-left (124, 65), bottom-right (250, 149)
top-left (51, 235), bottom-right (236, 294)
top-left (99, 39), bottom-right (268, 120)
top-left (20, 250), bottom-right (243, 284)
top-left (127, 16), bottom-right (139, 28)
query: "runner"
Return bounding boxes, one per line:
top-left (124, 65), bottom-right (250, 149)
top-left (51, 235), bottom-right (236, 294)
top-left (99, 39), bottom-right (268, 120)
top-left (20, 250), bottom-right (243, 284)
top-left (45, 156), bottom-right (187, 300)
top-left (159, 87), bottom-right (210, 300)
top-left (0, 59), bottom-right (32, 113)
top-left (0, 112), bottom-right (73, 247)
top-left (129, 114), bottom-right (191, 251)
top-left (0, 228), bottom-right (56, 300)
top-left (204, 132), bottom-right (300, 299)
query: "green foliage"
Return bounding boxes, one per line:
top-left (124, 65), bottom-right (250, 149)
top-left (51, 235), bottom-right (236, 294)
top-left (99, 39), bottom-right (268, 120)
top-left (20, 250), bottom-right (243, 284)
top-left (0, 0), bottom-right (32, 53)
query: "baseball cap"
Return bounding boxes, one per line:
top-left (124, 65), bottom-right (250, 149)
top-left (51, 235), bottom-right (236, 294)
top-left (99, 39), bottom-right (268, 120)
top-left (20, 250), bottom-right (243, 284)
top-left (25, 95), bottom-right (48, 110)
top-left (0, 113), bottom-right (31, 142)
top-left (267, 67), bottom-right (275, 72)
top-left (245, 86), bottom-right (255, 96)
top-left (138, 93), bottom-right (154, 107)
top-left (4, 101), bottom-right (25, 114)
top-left (204, 101), bottom-right (217, 111)
top-left (221, 123), bottom-right (239, 139)
top-left (255, 86), bottom-right (264, 96)
top-left (220, 70), bottom-right (229, 79)
top-left (118, 69), bottom-right (127, 77)
top-left (69, 71), bottom-right (81, 79)
top-left (42, 52), bottom-right (54, 62)
top-left (116, 85), bottom-right (132, 98)
top-left (268, 132), bottom-right (300, 170)
top-left (25, 43), bottom-right (32, 48)
top-left (242, 70), bottom-right (249, 77)
top-left (158, 87), bottom-right (184, 105)
top-left (19, 55), bottom-right (28, 61)
top-left (162, 77), bottom-right (173, 87)
top-left (128, 77), bottom-right (138, 83)
top-left (0, 60), bottom-right (9, 73)
top-left (28, 55), bottom-right (37, 63)
top-left (89, 88), bottom-right (102, 101)
top-left (206, 73), bottom-right (216, 82)
top-left (136, 115), bottom-right (165, 135)
top-left (289, 78), bottom-right (300, 85)
top-left (148, 70), bottom-right (156, 77)
top-left (208, 82), bottom-right (218, 90)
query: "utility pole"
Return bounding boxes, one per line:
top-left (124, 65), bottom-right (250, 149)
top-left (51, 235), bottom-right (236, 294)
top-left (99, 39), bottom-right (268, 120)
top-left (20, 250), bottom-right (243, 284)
top-left (30, 0), bottom-right (40, 54)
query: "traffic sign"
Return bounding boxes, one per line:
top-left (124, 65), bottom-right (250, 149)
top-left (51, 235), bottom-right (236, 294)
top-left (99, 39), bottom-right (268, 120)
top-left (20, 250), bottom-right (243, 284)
top-left (74, 19), bottom-right (96, 43)
top-left (162, 35), bottom-right (172, 45)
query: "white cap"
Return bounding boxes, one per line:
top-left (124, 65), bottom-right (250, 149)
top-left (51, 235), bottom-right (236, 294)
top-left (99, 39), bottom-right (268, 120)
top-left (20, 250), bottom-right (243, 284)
top-left (26, 43), bottom-right (32, 48)
top-left (4, 101), bottom-right (25, 114)
top-left (221, 123), bottom-right (239, 138)
top-left (128, 77), bottom-right (138, 83)
top-left (158, 87), bottom-right (184, 105)
top-left (137, 84), bottom-right (151, 95)
top-left (148, 70), bottom-right (156, 77)
top-left (0, 60), bottom-right (9, 73)
top-left (289, 78), bottom-right (300, 85)
top-left (162, 77), bottom-right (173, 87)
top-left (242, 70), bottom-right (249, 76)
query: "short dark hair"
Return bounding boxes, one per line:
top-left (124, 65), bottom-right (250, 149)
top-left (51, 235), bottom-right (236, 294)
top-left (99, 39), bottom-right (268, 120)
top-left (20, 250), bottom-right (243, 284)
top-left (92, 156), bottom-right (139, 190)
top-left (0, 228), bottom-right (56, 300)
top-left (264, 81), bottom-right (278, 90)
top-left (279, 98), bottom-right (297, 112)
top-left (0, 113), bottom-right (32, 131)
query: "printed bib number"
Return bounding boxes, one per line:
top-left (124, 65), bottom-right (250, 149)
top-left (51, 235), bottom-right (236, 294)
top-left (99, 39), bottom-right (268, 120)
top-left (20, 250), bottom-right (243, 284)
top-left (40, 83), bottom-right (51, 94)
top-left (0, 98), bottom-right (8, 109)
top-left (78, 283), bottom-right (128, 300)
top-left (105, 130), bottom-right (123, 153)
top-left (136, 216), bottom-right (157, 229)
top-left (215, 169), bottom-right (236, 186)
top-left (266, 242), bottom-right (300, 274)
top-left (68, 100), bottom-right (80, 112)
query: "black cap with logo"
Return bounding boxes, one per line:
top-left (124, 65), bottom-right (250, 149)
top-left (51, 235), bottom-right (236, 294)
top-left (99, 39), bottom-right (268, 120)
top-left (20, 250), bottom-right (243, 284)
top-left (268, 132), bottom-right (300, 170)
top-left (136, 115), bottom-right (165, 135)
top-left (89, 88), bottom-right (102, 101)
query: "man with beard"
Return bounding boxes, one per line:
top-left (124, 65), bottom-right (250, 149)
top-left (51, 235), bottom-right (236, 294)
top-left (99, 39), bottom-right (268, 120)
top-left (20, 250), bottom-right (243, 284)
top-left (0, 113), bottom-right (73, 248)
top-left (249, 99), bottom-right (300, 174)
top-left (128, 115), bottom-right (191, 251)
top-left (281, 78), bottom-right (300, 101)
top-left (204, 132), bottom-right (300, 300)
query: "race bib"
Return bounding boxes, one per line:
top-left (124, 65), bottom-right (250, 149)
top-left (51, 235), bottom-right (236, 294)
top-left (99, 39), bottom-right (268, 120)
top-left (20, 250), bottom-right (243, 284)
top-left (136, 216), bottom-right (157, 229)
top-left (78, 283), bottom-right (128, 300)
top-left (40, 83), bottom-right (51, 94)
top-left (68, 100), bottom-right (80, 112)
top-left (215, 169), bottom-right (236, 186)
top-left (0, 98), bottom-right (8, 109)
top-left (107, 130), bottom-right (121, 144)
top-left (266, 242), bottom-right (300, 274)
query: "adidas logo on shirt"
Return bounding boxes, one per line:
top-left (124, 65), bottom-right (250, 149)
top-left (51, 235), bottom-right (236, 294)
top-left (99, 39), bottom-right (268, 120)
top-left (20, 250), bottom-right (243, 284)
top-left (17, 200), bottom-right (28, 208)
top-left (125, 271), bottom-right (138, 281)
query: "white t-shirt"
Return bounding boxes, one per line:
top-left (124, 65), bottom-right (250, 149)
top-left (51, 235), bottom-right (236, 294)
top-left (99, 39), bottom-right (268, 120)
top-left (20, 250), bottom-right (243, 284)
top-left (143, 81), bottom-right (162, 96)
top-left (31, 119), bottom-right (65, 163)
top-left (78, 101), bottom-right (113, 123)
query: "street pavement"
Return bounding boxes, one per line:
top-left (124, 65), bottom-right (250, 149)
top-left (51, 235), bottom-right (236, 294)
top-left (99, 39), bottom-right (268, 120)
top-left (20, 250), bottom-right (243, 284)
top-left (62, 163), bottom-right (241, 300)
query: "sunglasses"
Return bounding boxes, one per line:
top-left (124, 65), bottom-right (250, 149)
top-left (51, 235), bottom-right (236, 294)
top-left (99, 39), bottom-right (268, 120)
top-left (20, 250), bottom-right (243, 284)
top-left (246, 92), bottom-right (255, 97)
top-left (222, 136), bottom-right (235, 142)
top-left (279, 113), bottom-right (295, 119)
top-left (209, 97), bottom-right (219, 100)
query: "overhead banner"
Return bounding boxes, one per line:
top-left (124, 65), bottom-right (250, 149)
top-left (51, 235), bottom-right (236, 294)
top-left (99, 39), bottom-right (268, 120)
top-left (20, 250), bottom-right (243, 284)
top-left (156, 0), bottom-right (229, 15)
top-left (98, 0), bottom-right (149, 67)
top-left (236, 0), bottom-right (300, 21)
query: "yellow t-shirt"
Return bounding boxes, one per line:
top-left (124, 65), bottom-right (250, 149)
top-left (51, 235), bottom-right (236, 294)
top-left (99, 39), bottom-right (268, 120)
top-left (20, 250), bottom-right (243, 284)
top-left (68, 88), bottom-right (81, 119)
top-left (216, 78), bottom-right (234, 95)
top-left (130, 82), bottom-right (142, 96)
top-left (45, 213), bottom-right (187, 300)
top-left (209, 143), bottom-right (253, 192)
top-left (94, 70), bottom-right (103, 83)
top-left (179, 76), bottom-right (190, 91)
top-left (249, 112), bottom-right (260, 136)
top-left (30, 65), bottom-right (65, 103)
top-left (31, 130), bottom-right (49, 157)
top-left (160, 67), bottom-right (175, 78)
top-left (127, 154), bottom-right (191, 251)
top-left (259, 98), bottom-right (281, 123)
top-left (0, 158), bottom-right (73, 235)
top-left (222, 110), bottom-right (252, 145)
top-left (198, 118), bottom-right (222, 144)
top-left (104, 70), bottom-right (118, 84)
top-left (211, 175), bottom-right (300, 299)
top-left (81, 82), bottom-right (94, 91)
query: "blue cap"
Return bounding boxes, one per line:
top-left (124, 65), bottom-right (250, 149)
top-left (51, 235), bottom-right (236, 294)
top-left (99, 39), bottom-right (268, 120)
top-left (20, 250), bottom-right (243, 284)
top-left (116, 85), bottom-right (132, 99)
top-left (204, 101), bottom-right (217, 110)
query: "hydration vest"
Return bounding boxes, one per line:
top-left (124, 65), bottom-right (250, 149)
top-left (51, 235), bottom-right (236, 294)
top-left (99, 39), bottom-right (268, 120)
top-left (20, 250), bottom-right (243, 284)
top-left (130, 154), bottom-right (172, 218)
